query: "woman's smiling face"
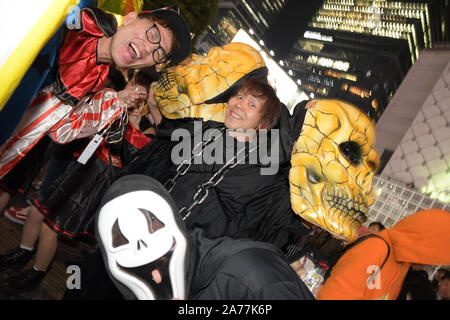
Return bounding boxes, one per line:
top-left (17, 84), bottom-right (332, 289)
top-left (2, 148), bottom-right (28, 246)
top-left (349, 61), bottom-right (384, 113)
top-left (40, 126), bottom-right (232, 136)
top-left (224, 89), bottom-right (266, 130)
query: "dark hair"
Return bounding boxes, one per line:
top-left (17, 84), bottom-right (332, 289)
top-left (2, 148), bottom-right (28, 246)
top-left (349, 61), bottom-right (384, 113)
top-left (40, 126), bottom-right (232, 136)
top-left (236, 79), bottom-right (281, 129)
top-left (398, 269), bottom-right (436, 300)
top-left (431, 269), bottom-right (449, 291)
top-left (442, 270), bottom-right (450, 281)
top-left (131, 67), bottom-right (159, 91)
top-left (137, 12), bottom-right (179, 60)
top-left (106, 66), bottom-right (127, 91)
top-left (369, 221), bottom-right (385, 231)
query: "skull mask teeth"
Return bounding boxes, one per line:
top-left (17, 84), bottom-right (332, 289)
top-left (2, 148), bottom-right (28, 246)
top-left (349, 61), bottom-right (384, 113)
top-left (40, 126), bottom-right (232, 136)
top-left (289, 100), bottom-right (379, 242)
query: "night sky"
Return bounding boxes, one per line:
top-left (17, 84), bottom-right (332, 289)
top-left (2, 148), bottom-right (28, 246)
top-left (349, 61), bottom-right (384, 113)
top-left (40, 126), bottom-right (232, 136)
top-left (263, 1), bottom-right (322, 59)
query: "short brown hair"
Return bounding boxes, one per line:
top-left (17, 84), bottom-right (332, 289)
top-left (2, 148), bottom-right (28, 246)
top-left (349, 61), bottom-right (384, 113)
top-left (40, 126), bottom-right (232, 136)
top-left (137, 12), bottom-right (179, 59)
top-left (236, 79), bottom-right (281, 129)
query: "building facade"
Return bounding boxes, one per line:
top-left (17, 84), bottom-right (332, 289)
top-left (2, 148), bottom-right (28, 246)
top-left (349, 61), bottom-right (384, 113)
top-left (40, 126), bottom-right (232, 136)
top-left (278, 0), bottom-right (447, 120)
top-left (195, 0), bottom-right (288, 55)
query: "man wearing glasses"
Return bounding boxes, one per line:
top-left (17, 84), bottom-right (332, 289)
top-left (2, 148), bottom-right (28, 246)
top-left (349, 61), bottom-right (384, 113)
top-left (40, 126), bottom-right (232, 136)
top-left (0, 5), bottom-right (192, 293)
top-left (0, 6), bottom-right (191, 191)
top-left (99, 9), bottom-right (191, 69)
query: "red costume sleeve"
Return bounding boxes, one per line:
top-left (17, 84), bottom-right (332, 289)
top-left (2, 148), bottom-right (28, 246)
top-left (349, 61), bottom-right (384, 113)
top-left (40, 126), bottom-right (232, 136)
top-left (53, 8), bottom-right (112, 105)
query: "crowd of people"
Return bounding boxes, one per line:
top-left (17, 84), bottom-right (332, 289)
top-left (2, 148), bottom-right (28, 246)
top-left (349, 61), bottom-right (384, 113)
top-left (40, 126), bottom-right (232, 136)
top-left (0, 5), bottom-right (449, 300)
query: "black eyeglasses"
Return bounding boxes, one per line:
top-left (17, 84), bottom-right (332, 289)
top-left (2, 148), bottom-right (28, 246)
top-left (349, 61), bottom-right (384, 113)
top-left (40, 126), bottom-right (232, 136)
top-left (146, 24), bottom-right (168, 64)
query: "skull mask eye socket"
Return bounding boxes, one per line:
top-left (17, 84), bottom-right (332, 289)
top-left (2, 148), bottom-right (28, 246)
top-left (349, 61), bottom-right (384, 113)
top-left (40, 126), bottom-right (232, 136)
top-left (112, 219), bottom-right (129, 248)
top-left (138, 208), bottom-right (165, 234)
top-left (307, 167), bottom-right (322, 184)
top-left (339, 141), bottom-right (362, 165)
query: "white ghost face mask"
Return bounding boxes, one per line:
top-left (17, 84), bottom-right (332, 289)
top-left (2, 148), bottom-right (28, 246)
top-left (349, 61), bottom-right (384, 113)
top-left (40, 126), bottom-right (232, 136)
top-left (97, 186), bottom-right (188, 300)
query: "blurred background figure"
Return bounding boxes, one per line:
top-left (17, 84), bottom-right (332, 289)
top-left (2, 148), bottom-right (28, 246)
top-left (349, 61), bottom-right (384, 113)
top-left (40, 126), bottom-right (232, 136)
top-left (436, 270), bottom-right (450, 300)
top-left (431, 268), bottom-right (448, 291)
top-left (368, 221), bottom-right (385, 233)
top-left (397, 268), bottom-right (436, 300)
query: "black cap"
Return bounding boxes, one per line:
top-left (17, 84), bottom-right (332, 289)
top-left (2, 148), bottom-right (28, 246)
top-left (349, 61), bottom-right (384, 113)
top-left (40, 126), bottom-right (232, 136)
top-left (143, 7), bottom-right (192, 64)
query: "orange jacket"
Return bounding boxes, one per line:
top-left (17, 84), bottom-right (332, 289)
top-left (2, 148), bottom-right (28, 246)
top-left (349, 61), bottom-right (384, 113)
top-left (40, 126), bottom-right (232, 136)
top-left (317, 209), bottom-right (450, 300)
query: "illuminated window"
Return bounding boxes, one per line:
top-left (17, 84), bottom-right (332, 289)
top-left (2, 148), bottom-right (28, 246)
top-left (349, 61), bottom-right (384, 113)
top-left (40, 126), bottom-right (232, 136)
top-left (317, 87), bottom-right (329, 96)
top-left (258, 12), bottom-right (269, 28)
top-left (306, 55), bottom-right (350, 71)
top-left (346, 85), bottom-right (371, 98)
top-left (242, 0), bottom-right (260, 23)
top-left (371, 99), bottom-right (379, 111)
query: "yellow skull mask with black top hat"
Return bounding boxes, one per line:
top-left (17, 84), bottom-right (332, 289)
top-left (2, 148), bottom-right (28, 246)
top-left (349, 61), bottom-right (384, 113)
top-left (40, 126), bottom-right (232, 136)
top-left (151, 42), bottom-right (267, 122)
top-left (289, 100), bottom-right (379, 242)
top-left (151, 43), bottom-right (379, 243)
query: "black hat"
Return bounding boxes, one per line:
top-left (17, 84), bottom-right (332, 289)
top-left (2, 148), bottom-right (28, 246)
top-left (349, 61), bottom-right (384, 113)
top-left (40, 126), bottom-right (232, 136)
top-left (143, 7), bottom-right (192, 64)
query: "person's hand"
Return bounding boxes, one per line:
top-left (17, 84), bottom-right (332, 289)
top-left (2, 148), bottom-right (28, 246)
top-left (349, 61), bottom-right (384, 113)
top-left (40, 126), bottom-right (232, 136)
top-left (146, 87), bottom-right (158, 110)
top-left (127, 100), bottom-right (147, 129)
top-left (117, 85), bottom-right (147, 109)
top-left (147, 88), bottom-right (162, 126)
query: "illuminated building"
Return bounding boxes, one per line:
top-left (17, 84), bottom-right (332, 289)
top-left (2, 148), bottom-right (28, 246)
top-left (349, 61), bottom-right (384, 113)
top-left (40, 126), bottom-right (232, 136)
top-left (278, 0), bottom-right (449, 120)
top-left (375, 48), bottom-right (450, 206)
top-left (195, 0), bottom-right (288, 55)
top-left (194, 0), bottom-right (310, 109)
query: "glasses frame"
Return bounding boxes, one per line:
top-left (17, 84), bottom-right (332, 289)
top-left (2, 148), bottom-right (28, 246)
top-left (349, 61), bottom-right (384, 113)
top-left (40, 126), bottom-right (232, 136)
top-left (145, 24), bottom-right (168, 64)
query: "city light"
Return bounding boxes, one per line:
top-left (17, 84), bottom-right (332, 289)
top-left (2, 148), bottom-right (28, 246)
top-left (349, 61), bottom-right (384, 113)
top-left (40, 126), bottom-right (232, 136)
top-left (311, 0), bottom-right (433, 63)
top-left (307, 55), bottom-right (350, 72)
top-left (304, 30), bottom-right (333, 42)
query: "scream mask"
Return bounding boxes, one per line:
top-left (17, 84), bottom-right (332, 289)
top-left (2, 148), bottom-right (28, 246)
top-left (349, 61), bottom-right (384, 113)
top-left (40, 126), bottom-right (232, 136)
top-left (151, 42), bottom-right (267, 122)
top-left (96, 175), bottom-right (190, 300)
top-left (289, 100), bottom-right (379, 242)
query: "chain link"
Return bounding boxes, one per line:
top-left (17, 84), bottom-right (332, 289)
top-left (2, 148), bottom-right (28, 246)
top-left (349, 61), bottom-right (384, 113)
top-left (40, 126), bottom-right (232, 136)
top-left (179, 145), bottom-right (257, 220)
top-left (164, 125), bottom-right (258, 220)
top-left (164, 127), bottom-right (225, 192)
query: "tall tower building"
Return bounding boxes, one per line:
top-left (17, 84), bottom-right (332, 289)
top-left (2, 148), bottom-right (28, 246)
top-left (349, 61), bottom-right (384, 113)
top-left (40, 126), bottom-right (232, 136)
top-left (279, 0), bottom-right (448, 120)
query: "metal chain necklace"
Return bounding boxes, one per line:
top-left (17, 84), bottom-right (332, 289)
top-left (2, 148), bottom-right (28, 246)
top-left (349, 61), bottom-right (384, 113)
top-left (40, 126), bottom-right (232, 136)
top-left (163, 127), bottom-right (257, 220)
top-left (179, 144), bottom-right (257, 220)
top-left (164, 127), bottom-right (226, 193)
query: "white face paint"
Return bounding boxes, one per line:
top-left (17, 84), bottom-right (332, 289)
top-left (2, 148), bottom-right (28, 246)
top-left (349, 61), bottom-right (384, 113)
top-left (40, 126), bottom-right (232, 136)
top-left (97, 190), bottom-right (187, 300)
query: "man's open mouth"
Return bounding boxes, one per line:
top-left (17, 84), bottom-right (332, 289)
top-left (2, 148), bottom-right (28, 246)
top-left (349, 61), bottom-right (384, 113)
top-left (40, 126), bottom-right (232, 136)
top-left (129, 42), bottom-right (141, 59)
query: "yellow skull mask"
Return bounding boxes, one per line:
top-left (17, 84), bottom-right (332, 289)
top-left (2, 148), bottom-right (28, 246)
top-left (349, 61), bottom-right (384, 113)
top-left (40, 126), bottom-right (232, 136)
top-left (151, 42), bottom-right (266, 122)
top-left (289, 100), bottom-right (379, 242)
